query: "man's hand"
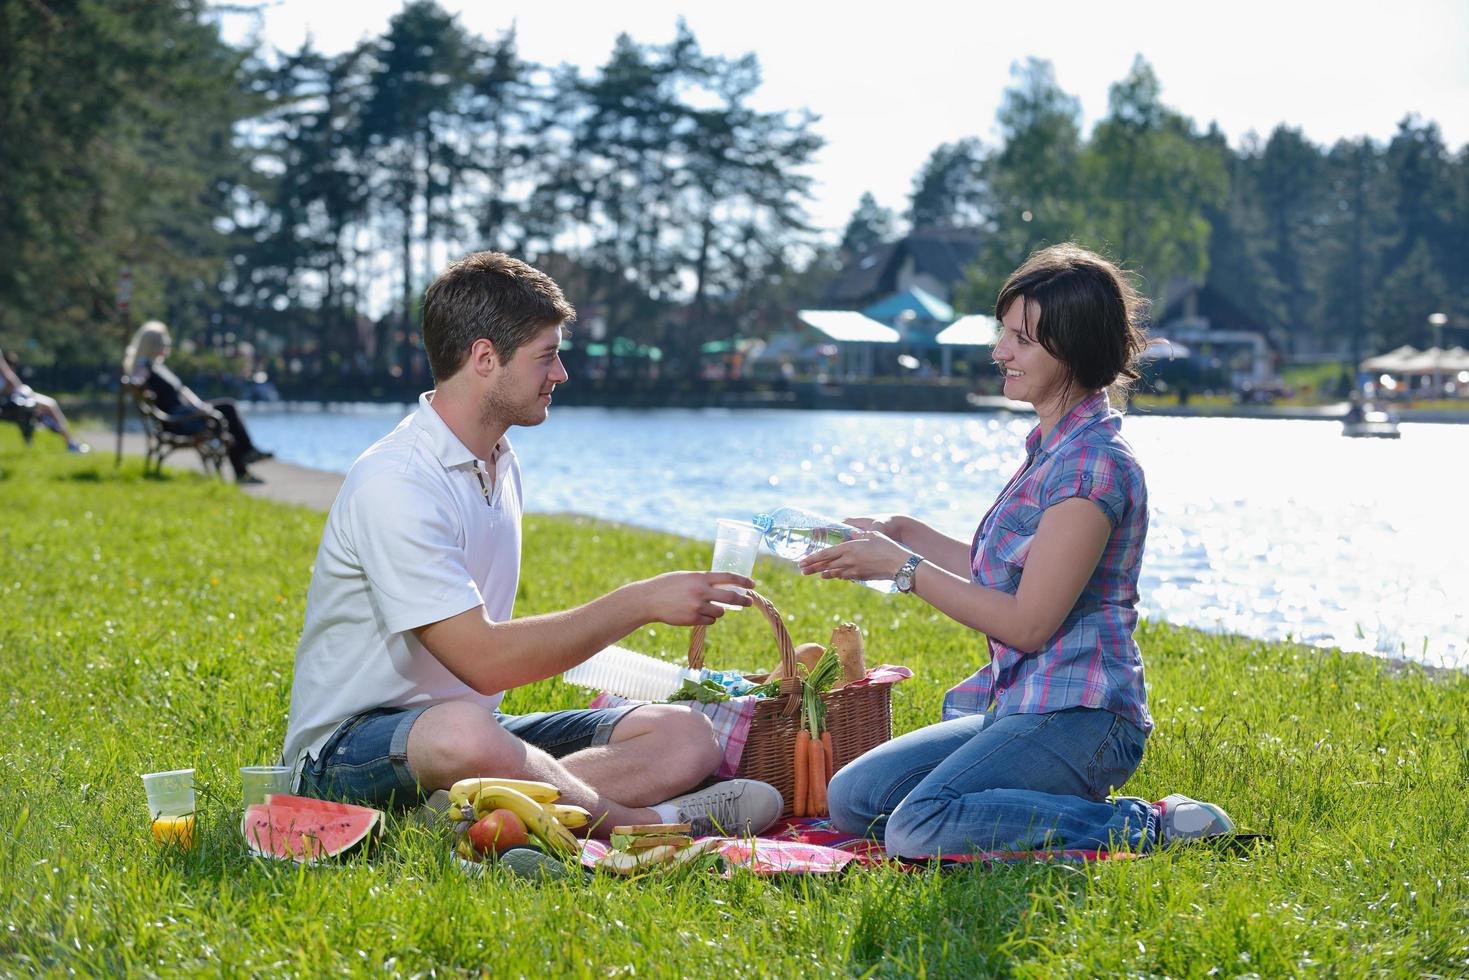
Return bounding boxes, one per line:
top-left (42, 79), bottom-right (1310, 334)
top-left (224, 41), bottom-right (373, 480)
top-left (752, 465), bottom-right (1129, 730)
top-left (632, 571), bottom-right (755, 626)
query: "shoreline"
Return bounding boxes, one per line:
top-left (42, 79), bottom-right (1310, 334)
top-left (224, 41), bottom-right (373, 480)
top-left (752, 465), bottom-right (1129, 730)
top-left (68, 389), bottom-right (1469, 424)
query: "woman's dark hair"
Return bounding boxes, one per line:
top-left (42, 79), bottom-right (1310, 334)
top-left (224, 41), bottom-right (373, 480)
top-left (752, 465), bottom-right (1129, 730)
top-left (994, 243), bottom-right (1148, 397)
top-left (421, 251), bottom-right (576, 380)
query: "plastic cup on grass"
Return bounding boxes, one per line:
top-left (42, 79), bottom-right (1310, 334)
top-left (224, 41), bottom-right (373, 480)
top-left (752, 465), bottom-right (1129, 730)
top-left (710, 519), bottom-right (761, 608)
top-left (141, 768), bottom-right (196, 848)
top-left (240, 765), bottom-right (293, 808)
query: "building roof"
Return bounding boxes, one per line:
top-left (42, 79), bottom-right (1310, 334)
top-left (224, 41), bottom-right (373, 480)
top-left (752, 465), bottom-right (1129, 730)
top-left (1158, 277), bottom-right (1270, 337)
top-left (826, 227), bottom-right (983, 307)
top-left (863, 286), bottom-right (955, 325)
top-left (935, 315), bottom-right (999, 346)
top-left (796, 310), bottom-right (900, 343)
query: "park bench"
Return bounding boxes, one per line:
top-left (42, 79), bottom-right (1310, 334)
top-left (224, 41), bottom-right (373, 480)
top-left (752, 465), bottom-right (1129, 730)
top-left (1, 393), bottom-right (38, 445)
top-left (119, 377), bottom-right (233, 477)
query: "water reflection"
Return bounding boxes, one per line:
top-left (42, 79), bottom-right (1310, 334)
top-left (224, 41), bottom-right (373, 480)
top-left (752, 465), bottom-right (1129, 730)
top-left (243, 404), bottom-right (1467, 669)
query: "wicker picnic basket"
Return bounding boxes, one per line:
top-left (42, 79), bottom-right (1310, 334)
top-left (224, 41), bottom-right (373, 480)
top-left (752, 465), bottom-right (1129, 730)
top-left (687, 591), bottom-right (894, 818)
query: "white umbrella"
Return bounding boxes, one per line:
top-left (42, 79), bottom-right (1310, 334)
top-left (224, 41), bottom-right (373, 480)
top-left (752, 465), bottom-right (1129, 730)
top-left (1141, 337), bottom-right (1192, 360)
top-left (1360, 344), bottom-right (1419, 373)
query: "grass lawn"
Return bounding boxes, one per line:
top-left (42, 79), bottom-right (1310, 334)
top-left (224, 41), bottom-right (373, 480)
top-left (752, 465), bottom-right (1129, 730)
top-left (2, 429), bottom-right (1466, 977)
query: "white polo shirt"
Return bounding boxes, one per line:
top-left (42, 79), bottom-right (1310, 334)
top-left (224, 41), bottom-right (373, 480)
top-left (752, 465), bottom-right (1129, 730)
top-left (282, 391), bottom-right (523, 772)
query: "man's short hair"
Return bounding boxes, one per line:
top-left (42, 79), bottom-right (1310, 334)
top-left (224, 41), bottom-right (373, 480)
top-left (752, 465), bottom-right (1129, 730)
top-left (421, 252), bottom-right (576, 380)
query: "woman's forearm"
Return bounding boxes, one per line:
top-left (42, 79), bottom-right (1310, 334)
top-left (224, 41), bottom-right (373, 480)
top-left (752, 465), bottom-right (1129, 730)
top-left (910, 498), bottom-right (1112, 653)
top-left (906, 560), bottom-right (1036, 649)
top-left (891, 517), bottom-right (971, 577)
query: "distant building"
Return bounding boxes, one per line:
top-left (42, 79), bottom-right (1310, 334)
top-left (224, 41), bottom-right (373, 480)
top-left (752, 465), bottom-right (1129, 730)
top-left (1156, 278), bottom-right (1276, 390)
top-left (826, 227), bottom-right (982, 309)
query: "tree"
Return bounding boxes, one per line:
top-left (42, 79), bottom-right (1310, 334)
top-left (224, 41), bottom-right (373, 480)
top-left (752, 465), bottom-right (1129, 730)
top-left (230, 41), bottom-right (374, 377)
top-left (906, 139), bottom-right (984, 230)
top-left (0, 0), bottom-right (253, 363)
top-left (466, 27), bottom-right (536, 253)
top-left (958, 58), bottom-right (1085, 310)
top-left (528, 22), bottom-right (820, 364)
top-left (1368, 238), bottom-right (1448, 349)
top-left (839, 193), bottom-right (896, 259)
top-left (1382, 117), bottom-right (1455, 274)
top-left (1320, 137), bottom-right (1393, 362)
top-left (359, 0), bottom-right (474, 373)
top-left (1080, 57), bottom-right (1226, 299)
top-left (1247, 126), bottom-right (1327, 349)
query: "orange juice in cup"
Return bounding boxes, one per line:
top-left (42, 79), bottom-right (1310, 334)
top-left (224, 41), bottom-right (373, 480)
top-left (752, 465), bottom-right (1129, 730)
top-left (141, 768), bottom-right (197, 848)
top-left (150, 814), bottom-right (197, 847)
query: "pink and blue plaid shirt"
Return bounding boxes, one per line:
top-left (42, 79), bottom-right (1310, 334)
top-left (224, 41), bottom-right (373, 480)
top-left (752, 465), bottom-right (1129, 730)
top-left (942, 391), bottom-right (1153, 733)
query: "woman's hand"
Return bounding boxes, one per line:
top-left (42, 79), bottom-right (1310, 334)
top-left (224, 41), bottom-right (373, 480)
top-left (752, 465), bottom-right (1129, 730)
top-left (798, 530), bottom-right (911, 582)
top-left (843, 514), bottom-right (908, 542)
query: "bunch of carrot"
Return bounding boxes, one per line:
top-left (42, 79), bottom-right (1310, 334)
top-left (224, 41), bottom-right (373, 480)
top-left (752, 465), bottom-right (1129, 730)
top-left (792, 649), bottom-right (840, 817)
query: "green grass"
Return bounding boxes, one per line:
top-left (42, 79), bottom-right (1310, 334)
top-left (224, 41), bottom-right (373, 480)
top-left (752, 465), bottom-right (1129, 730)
top-left (2, 429), bottom-right (1467, 977)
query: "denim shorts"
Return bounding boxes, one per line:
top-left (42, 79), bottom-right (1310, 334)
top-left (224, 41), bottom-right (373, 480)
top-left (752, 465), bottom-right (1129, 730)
top-left (297, 703), bottom-right (641, 808)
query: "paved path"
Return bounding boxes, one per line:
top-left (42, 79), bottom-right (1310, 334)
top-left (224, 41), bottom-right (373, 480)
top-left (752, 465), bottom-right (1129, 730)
top-left (82, 428), bottom-right (343, 512)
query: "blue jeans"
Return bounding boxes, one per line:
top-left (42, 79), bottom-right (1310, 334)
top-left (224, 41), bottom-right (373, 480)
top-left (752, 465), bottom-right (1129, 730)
top-left (827, 707), bottom-right (1157, 857)
top-left (297, 704), bottom-right (641, 809)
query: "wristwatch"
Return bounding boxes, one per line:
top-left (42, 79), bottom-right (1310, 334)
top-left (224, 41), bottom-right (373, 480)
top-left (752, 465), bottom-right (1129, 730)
top-left (894, 554), bottom-right (924, 593)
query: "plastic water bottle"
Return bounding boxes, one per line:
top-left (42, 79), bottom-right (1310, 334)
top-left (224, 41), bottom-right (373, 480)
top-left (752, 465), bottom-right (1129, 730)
top-left (751, 506), bottom-right (897, 592)
top-left (561, 646), bottom-right (704, 701)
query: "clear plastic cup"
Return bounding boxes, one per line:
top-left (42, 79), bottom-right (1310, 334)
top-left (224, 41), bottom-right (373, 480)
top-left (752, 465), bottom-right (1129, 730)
top-left (562, 645), bottom-right (701, 701)
top-left (141, 768), bottom-right (196, 847)
top-left (240, 765), bottom-right (293, 808)
top-left (711, 519), bottom-right (761, 608)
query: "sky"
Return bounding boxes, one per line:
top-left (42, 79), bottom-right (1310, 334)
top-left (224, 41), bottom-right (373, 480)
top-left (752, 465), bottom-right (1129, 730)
top-left (215, 0), bottom-right (1469, 237)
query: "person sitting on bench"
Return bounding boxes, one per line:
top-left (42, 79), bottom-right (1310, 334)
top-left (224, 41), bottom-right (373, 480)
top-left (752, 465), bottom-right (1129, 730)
top-left (1, 348), bottom-right (89, 453)
top-left (123, 321), bottom-right (272, 483)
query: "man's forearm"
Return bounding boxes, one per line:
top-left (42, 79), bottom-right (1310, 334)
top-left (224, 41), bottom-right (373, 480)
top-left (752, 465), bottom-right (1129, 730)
top-left (416, 582), bottom-right (652, 694)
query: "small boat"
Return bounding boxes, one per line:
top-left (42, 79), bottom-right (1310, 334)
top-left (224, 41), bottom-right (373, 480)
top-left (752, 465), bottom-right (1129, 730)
top-left (1342, 409), bottom-right (1401, 439)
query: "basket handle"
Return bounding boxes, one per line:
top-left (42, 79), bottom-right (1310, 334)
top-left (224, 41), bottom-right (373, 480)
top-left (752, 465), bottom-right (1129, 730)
top-left (688, 589), bottom-right (797, 683)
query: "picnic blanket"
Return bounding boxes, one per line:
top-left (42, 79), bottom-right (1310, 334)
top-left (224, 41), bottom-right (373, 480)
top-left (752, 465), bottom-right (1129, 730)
top-left (589, 664), bottom-right (914, 778)
top-left (576, 817), bottom-right (1142, 875)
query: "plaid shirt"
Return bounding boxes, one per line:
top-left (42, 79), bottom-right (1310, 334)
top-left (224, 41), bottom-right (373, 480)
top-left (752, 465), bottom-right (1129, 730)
top-left (942, 391), bottom-right (1153, 733)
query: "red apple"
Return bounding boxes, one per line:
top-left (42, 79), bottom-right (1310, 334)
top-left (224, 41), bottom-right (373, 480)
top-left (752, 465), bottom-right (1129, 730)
top-left (468, 808), bottom-right (529, 855)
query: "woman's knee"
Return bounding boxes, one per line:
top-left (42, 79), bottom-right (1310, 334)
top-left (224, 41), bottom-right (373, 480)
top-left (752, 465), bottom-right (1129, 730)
top-left (826, 755), bottom-right (891, 836)
top-left (882, 793), bottom-right (956, 858)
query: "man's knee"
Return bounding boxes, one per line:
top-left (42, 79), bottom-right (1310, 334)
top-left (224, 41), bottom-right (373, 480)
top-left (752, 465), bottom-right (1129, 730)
top-left (626, 705), bottom-right (721, 773)
top-left (407, 702), bottom-right (525, 784)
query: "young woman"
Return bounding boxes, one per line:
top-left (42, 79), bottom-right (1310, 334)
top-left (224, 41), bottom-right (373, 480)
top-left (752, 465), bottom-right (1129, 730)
top-left (124, 321), bottom-right (272, 483)
top-left (801, 243), bottom-right (1233, 857)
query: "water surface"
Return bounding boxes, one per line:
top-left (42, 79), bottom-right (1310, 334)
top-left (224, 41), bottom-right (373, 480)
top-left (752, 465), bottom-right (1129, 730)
top-left (243, 403), bottom-right (1468, 669)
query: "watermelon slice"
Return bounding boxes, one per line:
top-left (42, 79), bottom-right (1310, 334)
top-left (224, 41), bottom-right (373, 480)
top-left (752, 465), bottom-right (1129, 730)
top-left (241, 795), bottom-right (384, 863)
top-left (263, 793), bottom-right (371, 816)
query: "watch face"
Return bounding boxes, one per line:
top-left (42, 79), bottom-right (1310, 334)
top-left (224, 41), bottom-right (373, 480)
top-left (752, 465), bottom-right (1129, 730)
top-left (896, 557), bottom-right (919, 592)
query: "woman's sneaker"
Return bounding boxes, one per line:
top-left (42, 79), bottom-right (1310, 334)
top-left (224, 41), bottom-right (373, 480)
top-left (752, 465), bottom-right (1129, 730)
top-left (1155, 794), bottom-right (1236, 844)
top-left (661, 779), bottom-right (784, 837)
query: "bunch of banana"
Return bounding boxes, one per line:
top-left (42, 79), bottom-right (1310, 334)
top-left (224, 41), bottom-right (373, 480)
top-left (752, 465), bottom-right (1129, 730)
top-left (446, 777), bottom-right (591, 857)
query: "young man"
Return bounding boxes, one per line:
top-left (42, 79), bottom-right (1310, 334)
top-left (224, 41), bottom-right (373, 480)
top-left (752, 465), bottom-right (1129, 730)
top-left (281, 252), bottom-right (782, 837)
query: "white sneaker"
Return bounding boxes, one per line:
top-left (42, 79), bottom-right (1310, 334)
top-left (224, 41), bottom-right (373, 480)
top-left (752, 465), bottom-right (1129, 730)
top-left (662, 779), bottom-right (784, 837)
top-left (1155, 794), bottom-right (1236, 844)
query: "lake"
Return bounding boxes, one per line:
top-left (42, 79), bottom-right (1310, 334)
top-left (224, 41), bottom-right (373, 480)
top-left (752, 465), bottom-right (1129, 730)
top-left (241, 402), bottom-right (1468, 669)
